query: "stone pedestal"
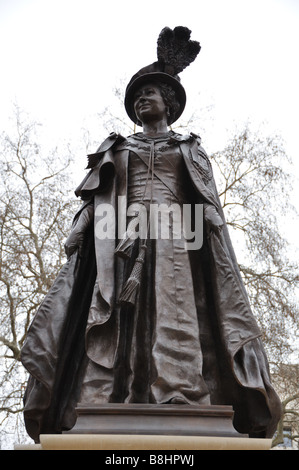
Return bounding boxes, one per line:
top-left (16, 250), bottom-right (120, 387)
top-left (15, 434), bottom-right (272, 450)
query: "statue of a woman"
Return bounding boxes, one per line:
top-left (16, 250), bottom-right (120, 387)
top-left (21, 27), bottom-right (281, 443)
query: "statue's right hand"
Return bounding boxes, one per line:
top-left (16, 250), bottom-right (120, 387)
top-left (64, 202), bottom-right (94, 258)
top-left (64, 229), bottom-right (85, 259)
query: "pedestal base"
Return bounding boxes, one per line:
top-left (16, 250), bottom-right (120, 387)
top-left (66, 403), bottom-right (246, 438)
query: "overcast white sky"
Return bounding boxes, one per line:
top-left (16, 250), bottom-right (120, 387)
top-left (0, 0), bottom-right (298, 227)
top-left (1, 0), bottom-right (298, 142)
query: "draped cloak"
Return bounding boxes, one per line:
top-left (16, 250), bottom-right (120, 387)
top-left (21, 131), bottom-right (282, 443)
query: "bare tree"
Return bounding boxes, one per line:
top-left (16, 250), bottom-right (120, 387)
top-left (271, 364), bottom-right (299, 448)
top-left (210, 124), bottom-right (299, 362)
top-left (0, 105), bottom-right (78, 447)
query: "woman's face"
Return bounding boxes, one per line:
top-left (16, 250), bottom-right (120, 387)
top-left (133, 83), bottom-right (167, 125)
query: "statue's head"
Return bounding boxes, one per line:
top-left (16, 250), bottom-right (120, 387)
top-left (124, 26), bottom-right (201, 127)
top-left (125, 69), bottom-right (185, 126)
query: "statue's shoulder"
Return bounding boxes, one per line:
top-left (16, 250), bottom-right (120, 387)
top-left (178, 131), bottom-right (213, 182)
top-left (189, 131), bottom-right (202, 145)
top-left (87, 132), bottom-right (126, 168)
top-left (169, 131), bottom-right (202, 146)
top-left (96, 132), bottom-right (126, 153)
top-left (188, 132), bottom-right (210, 160)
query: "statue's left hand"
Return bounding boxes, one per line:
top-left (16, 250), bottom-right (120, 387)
top-left (204, 205), bottom-right (223, 234)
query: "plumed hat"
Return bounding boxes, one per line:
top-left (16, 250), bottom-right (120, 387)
top-left (125, 26), bottom-right (201, 125)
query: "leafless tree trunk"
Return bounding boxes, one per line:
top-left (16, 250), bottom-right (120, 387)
top-left (0, 105), bottom-right (78, 447)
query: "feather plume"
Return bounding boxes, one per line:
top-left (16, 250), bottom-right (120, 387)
top-left (157, 26), bottom-right (201, 76)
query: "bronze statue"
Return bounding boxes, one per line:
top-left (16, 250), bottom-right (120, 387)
top-left (21, 27), bottom-right (281, 443)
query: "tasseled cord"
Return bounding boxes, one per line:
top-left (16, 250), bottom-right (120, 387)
top-left (118, 141), bottom-right (155, 306)
top-left (118, 243), bottom-right (147, 306)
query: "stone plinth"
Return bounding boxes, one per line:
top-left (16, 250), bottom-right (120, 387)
top-left (15, 434), bottom-right (272, 450)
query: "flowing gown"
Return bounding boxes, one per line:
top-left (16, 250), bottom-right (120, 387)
top-left (79, 132), bottom-right (211, 405)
